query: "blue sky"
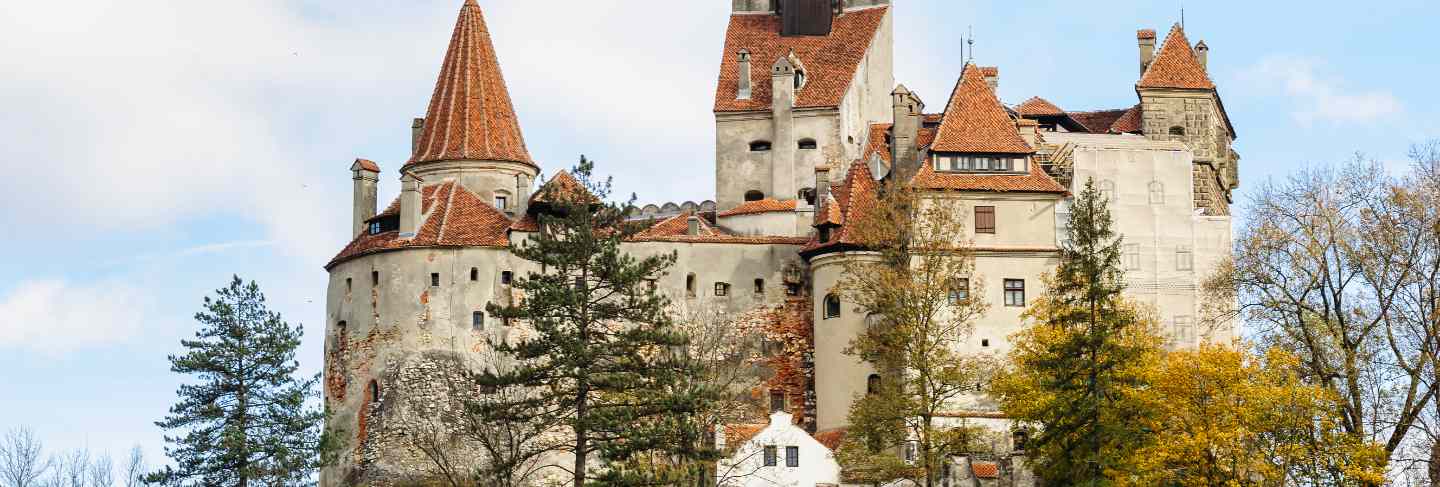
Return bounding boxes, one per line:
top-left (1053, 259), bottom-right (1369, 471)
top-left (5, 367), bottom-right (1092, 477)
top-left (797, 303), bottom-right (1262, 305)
top-left (0, 0), bottom-right (1433, 466)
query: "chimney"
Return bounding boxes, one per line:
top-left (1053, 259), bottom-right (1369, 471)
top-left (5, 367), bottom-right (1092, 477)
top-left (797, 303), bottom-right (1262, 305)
top-left (1016, 119), bottom-right (1040, 149)
top-left (771, 54), bottom-right (798, 203)
top-left (1195, 40), bottom-right (1209, 72)
top-left (890, 84), bottom-right (924, 179)
top-left (399, 172), bottom-right (422, 237)
top-left (686, 216), bottom-right (701, 236)
top-left (737, 49), bottom-right (752, 100)
top-left (1138, 29), bottom-right (1157, 76)
top-left (411, 117), bottom-right (425, 155)
top-left (815, 164), bottom-right (832, 203)
top-left (351, 159), bottom-right (380, 236)
top-left (981, 67), bottom-right (999, 90)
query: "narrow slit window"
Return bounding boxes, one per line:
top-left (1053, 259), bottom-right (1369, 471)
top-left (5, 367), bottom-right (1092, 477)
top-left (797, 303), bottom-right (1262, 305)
top-left (368, 380), bottom-right (380, 403)
top-left (867, 374), bottom-right (881, 395)
top-left (345, 278), bottom-right (352, 293)
top-left (371, 271), bottom-right (379, 287)
top-left (470, 267), bottom-right (479, 282)
top-left (472, 311), bottom-right (484, 330)
top-left (335, 321), bottom-right (348, 351)
top-left (686, 274), bottom-right (697, 297)
top-left (431, 273), bottom-right (441, 287)
top-left (754, 278), bottom-right (765, 295)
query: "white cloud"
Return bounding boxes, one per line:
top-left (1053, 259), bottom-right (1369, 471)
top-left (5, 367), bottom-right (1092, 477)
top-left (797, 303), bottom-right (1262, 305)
top-left (1248, 55), bottom-right (1402, 126)
top-left (0, 279), bottom-right (152, 355)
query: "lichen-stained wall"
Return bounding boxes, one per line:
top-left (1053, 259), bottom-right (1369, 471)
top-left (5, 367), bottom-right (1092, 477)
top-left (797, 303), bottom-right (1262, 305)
top-left (624, 241), bottom-right (806, 313)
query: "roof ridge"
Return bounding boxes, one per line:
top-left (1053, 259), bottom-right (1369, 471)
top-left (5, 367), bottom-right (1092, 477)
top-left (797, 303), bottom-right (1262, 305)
top-left (434, 182), bottom-right (458, 241)
top-left (931, 64), bottom-right (1034, 154)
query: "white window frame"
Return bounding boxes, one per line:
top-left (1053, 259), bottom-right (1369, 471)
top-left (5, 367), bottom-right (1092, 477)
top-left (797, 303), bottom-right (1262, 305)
top-left (1123, 244), bottom-right (1141, 271)
top-left (1176, 245), bottom-right (1194, 271)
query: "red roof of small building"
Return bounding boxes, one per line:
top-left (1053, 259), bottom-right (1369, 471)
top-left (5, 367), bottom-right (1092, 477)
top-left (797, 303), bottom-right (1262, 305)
top-left (724, 424), bottom-right (766, 449)
top-left (972, 461), bottom-right (1000, 479)
top-left (352, 158), bottom-right (380, 172)
top-left (631, 212), bottom-right (808, 245)
top-left (714, 7), bottom-right (889, 112)
top-left (1016, 96), bottom-right (1066, 117)
top-left (328, 181), bottom-right (513, 268)
top-left (803, 160), bottom-right (878, 254)
top-left (813, 428), bottom-right (848, 450)
top-left (1108, 104), bottom-right (1144, 133)
top-left (718, 198), bottom-right (799, 217)
top-left (408, 0), bottom-right (534, 167)
top-left (931, 64), bottom-right (1034, 154)
top-left (1137, 24), bottom-right (1214, 90)
top-left (529, 170), bottom-right (599, 206)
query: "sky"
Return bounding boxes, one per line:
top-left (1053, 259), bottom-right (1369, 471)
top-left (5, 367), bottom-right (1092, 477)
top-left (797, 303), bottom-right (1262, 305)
top-left (0, 0), bottom-right (1434, 468)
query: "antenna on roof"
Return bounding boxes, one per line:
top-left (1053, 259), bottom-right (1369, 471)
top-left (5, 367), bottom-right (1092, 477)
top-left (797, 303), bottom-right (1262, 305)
top-left (1180, 1), bottom-right (1186, 29)
top-left (966, 25), bottom-right (975, 64)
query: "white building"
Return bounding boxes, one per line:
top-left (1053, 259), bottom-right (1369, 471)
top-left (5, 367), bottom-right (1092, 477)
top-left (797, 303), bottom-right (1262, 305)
top-left (717, 412), bottom-right (842, 487)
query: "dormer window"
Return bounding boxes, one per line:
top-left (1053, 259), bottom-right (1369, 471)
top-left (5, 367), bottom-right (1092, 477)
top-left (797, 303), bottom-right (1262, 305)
top-left (794, 69), bottom-right (806, 90)
top-left (934, 154), bottom-right (1027, 173)
top-left (368, 222), bottom-right (381, 235)
top-left (494, 195), bottom-right (509, 210)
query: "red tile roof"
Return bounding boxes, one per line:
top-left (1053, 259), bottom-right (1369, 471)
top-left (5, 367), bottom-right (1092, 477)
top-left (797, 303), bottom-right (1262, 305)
top-left (631, 212), bottom-right (808, 245)
top-left (1065, 108), bottom-right (1130, 134)
top-left (978, 66), bottom-right (998, 78)
top-left (407, 1), bottom-right (534, 167)
top-left (529, 170), bottom-right (599, 206)
top-left (803, 160), bottom-right (878, 254)
top-left (931, 64), bottom-right (1034, 154)
top-left (1137, 24), bottom-right (1214, 90)
top-left (714, 7), bottom-right (889, 112)
top-left (717, 198), bottom-right (799, 217)
top-left (353, 158), bottom-right (380, 172)
top-left (972, 461), bottom-right (1000, 479)
top-left (910, 158), bottom-right (1068, 194)
top-left (813, 428), bottom-right (847, 450)
top-left (1016, 97), bottom-right (1065, 117)
top-left (328, 181), bottom-right (513, 268)
top-left (1108, 104), bottom-right (1143, 133)
top-left (724, 424), bottom-right (766, 449)
top-left (864, 123), bottom-right (893, 165)
top-left (1137, 28), bottom-right (1157, 40)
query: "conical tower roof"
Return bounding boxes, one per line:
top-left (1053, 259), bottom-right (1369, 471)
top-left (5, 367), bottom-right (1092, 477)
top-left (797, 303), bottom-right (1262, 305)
top-left (1137, 24), bottom-right (1215, 90)
top-left (408, 0), bottom-right (534, 167)
top-left (931, 64), bottom-right (1033, 154)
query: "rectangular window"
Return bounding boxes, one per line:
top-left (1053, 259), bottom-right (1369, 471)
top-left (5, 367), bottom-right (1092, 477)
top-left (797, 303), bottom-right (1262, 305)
top-left (494, 195), bottom-right (508, 209)
top-left (1124, 244), bottom-right (1141, 270)
top-left (431, 273), bottom-right (441, 287)
top-left (785, 446), bottom-right (799, 467)
top-left (974, 206), bottom-right (996, 234)
top-left (904, 441), bottom-right (917, 464)
top-left (947, 278), bottom-right (969, 305)
top-left (714, 282), bottom-right (730, 297)
top-left (763, 446), bottom-right (777, 467)
top-left (1173, 315), bottom-right (1194, 346)
top-left (1004, 279), bottom-right (1025, 307)
top-left (501, 271), bottom-right (513, 285)
top-left (770, 389), bottom-right (786, 412)
top-left (1176, 245), bottom-right (1194, 271)
top-left (472, 311), bottom-right (484, 330)
top-left (372, 271), bottom-right (380, 287)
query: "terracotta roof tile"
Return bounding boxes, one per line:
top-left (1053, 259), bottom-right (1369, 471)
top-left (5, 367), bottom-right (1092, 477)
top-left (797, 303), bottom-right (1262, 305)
top-left (1108, 104), bottom-right (1143, 133)
top-left (864, 123), bottom-right (893, 165)
top-left (632, 212), bottom-right (808, 245)
top-left (352, 158), bottom-right (380, 172)
top-left (910, 157), bottom-right (1068, 194)
top-left (931, 64), bottom-right (1034, 154)
top-left (724, 424), bottom-right (766, 449)
top-left (972, 461), bottom-right (1000, 479)
top-left (717, 198), bottom-right (798, 217)
top-left (328, 181), bottom-right (514, 269)
top-left (408, 1), bottom-right (534, 167)
top-left (530, 171), bottom-right (599, 205)
top-left (813, 428), bottom-right (847, 450)
top-left (803, 160), bottom-right (878, 254)
top-left (1065, 108), bottom-right (1130, 134)
top-left (1137, 28), bottom-right (1157, 40)
top-left (1137, 24), bottom-right (1214, 90)
top-left (1016, 97), bottom-right (1065, 117)
top-left (978, 66), bottom-right (998, 78)
top-left (714, 7), bottom-right (888, 112)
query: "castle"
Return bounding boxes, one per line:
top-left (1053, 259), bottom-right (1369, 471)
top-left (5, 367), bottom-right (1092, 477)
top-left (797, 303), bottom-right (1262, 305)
top-left (322, 0), bottom-right (1237, 484)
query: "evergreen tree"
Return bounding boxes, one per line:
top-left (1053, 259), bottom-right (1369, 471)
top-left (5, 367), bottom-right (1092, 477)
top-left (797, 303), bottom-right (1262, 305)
top-left (148, 276), bottom-right (329, 487)
top-left (480, 157), bottom-right (719, 487)
top-left (991, 179), bottom-right (1164, 486)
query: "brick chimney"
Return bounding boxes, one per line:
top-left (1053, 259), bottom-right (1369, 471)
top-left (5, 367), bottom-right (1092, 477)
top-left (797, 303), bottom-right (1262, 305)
top-left (1016, 119), bottom-right (1040, 148)
top-left (1138, 29), bottom-right (1157, 76)
top-left (399, 172), bottom-right (422, 238)
top-left (981, 67), bottom-right (999, 90)
top-left (1195, 40), bottom-right (1209, 72)
top-left (351, 159), bottom-right (380, 236)
top-left (737, 49), bottom-right (752, 100)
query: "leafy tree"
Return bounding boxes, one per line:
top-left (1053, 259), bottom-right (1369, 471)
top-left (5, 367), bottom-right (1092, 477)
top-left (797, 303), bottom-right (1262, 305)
top-left (831, 182), bottom-right (996, 487)
top-left (1127, 344), bottom-right (1386, 486)
top-left (148, 276), bottom-right (331, 486)
top-left (480, 158), bottom-right (719, 487)
top-left (991, 178), bottom-right (1164, 486)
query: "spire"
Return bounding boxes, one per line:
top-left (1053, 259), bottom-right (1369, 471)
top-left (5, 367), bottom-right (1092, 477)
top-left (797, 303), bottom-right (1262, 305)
top-left (1137, 23), bottom-right (1215, 90)
top-left (408, 0), bottom-right (534, 167)
top-left (931, 64), bottom-right (1033, 154)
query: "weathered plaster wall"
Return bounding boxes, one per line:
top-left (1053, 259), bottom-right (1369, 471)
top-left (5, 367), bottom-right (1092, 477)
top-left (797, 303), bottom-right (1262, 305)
top-left (407, 160), bottom-right (538, 216)
top-left (718, 210), bottom-right (816, 237)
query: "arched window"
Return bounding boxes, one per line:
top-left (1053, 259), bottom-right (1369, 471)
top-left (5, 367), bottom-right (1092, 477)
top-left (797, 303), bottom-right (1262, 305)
top-left (744, 190), bottom-right (765, 202)
top-left (686, 273), bottom-right (697, 297)
top-left (1148, 181), bottom-right (1165, 205)
top-left (823, 294), bottom-right (841, 319)
top-left (798, 138), bottom-right (817, 150)
top-left (749, 141), bottom-right (772, 152)
top-left (470, 267), bottom-right (479, 281)
top-left (1169, 126), bottom-right (1186, 136)
top-left (867, 374), bottom-right (881, 395)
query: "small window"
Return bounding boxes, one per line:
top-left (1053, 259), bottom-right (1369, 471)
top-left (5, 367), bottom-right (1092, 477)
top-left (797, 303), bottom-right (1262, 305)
top-left (1176, 245), bottom-right (1194, 271)
top-left (764, 446), bottom-right (778, 467)
top-left (818, 226), bottom-right (831, 243)
top-left (867, 374), bottom-right (881, 395)
top-left (686, 273), bottom-right (697, 298)
top-left (749, 141), bottom-right (772, 152)
top-left (345, 277), bottom-right (352, 293)
top-left (714, 282), bottom-right (730, 297)
top-left (1169, 126), bottom-right (1186, 136)
top-left (368, 380), bottom-right (380, 403)
top-left (470, 268), bottom-right (479, 281)
top-left (494, 195), bottom-right (509, 210)
top-left (1124, 244), bottom-right (1141, 270)
top-left (785, 446), bottom-right (799, 467)
top-left (798, 138), bottom-right (817, 150)
top-left (947, 278), bottom-right (970, 305)
top-left (472, 311), bottom-right (484, 330)
top-left (335, 321), bottom-right (348, 351)
top-left (744, 190), bottom-right (765, 202)
top-left (431, 273), bottom-right (441, 287)
top-left (754, 278), bottom-right (765, 295)
top-left (1173, 316), bottom-right (1194, 346)
top-left (823, 294), bottom-right (841, 319)
top-left (975, 206), bottom-right (996, 234)
top-left (368, 221), bottom-right (382, 235)
top-left (770, 389), bottom-right (786, 412)
top-left (1099, 180), bottom-right (1116, 204)
top-left (501, 271), bottom-right (513, 285)
top-left (981, 338), bottom-right (990, 347)
top-left (1148, 181), bottom-right (1165, 205)
top-left (1004, 279), bottom-right (1026, 307)
top-left (371, 271), bottom-right (380, 287)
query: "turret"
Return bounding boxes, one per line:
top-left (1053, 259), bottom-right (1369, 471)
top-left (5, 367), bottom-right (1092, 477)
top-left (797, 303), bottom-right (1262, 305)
top-left (890, 84), bottom-right (924, 179)
top-left (771, 53), bottom-right (798, 201)
top-left (350, 159), bottom-right (380, 236)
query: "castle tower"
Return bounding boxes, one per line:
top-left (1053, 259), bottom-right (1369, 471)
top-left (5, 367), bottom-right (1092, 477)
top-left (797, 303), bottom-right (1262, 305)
top-left (1135, 24), bottom-right (1238, 216)
top-left (407, 0), bottom-right (538, 218)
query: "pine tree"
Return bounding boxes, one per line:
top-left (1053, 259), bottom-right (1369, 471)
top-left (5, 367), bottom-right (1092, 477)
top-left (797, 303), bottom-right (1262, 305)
top-left (480, 157), bottom-right (719, 487)
top-left (148, 276), bottom-right (329, 487)
top-left (991, 179), bottom-right (1164, 486)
